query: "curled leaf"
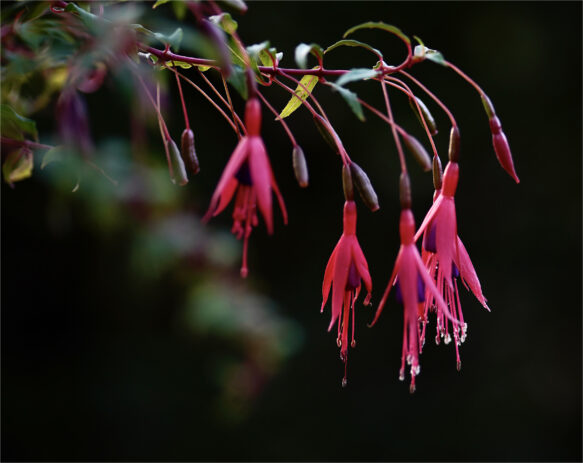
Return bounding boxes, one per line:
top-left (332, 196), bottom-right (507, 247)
top-left (294, 43), bottom-right (323, 69)
top-left (3, 147), bottom-right (33, 185)
top-left (343, 21), bottom-right (410, 45)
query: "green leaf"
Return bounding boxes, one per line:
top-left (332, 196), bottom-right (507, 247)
top-left (152, 0), bottom-right (171, 8)
top-left (216, 0), bottom-right (248, 14)
top-left (3, 147), bottom-right (33, 184)
top-left (413, 44), bottom-right (446, 65)
top-left (294, 43), bottom-right (323, 69)
top-left (343, 21), bottom-right (410, 45)
top-left (336, 68), bottom-right (379, 87)
top-left (226, 65), bottom-right (247, 100)
top-left (328, 83), bottom-right (365, 122)
top-left (324, 39), bottom-right (383, 60)
top-left (0, 105), bottom-right (38, 141)
top-left (132, 24), bottom-right (183, 50)
top-left (41, 145), bottom-right (67, 169)
top-left (171, 1), bottom-right (187, 20)
top-left (278, 71), bottom-right (319, 119)
top-left (209, 13), bottom-right (238, 35)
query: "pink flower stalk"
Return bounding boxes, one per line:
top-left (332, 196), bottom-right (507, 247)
top-left (370, 208), bottom-right (453, 392)
top-left (203, 98), bottom-right (287, 277)
top-left (415, 161), bottom-right (489, 369)
top-left (321, 200), bottom-right (372, 387)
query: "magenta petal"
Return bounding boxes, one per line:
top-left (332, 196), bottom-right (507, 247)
top-left (351, 239), bottom-right (372, 297)
top-left (456, 236), bottom-right (490, 311)
top-left (321, 239), bottom-right (341, 311)
top-left (213, 177), bottom-right (239, 217)
top-left (435, 197), bottom-right (457, 289)
top-left (399, 247), bottom-right (419, 355)
top-left (329, 237), bottom-right (351, 332)
top-left (204, 137), bottom-right (249, 221)
top-left (248, 137), bottom-right (274, 234)
top-left (414, 195), bottom-right (444, 242)
top-left (370, 248), bottom-right (402, 327)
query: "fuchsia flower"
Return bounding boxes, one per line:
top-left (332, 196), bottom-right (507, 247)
top-left (370, 208), bottom-right (453, 392)
top-left (415, 161), bottom-right (489, 369)
top-left (203, 98), bottom-right (287, 277)
top-left (321, 200), bottom-right (372, 387)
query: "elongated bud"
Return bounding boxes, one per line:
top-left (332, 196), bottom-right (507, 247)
top-left (313, 114), bottom-right (338, 153)
top-left (292, 145), bottom-right (309, 188)
top-left (490, 116), bottom-right (519, 183)
top-left (245, 98), bottom-right (261, 136)
top-left (399, 172), bottom-right (412, 210)
top-left (180, 128), bottom-right (200, 175)
top-left (403, 134), bottom-right (431, 171)
top-left (448, 126), bottom-right (461, 162)
top-left (350, 162), bottom-right (379, 212)
top-left (166, 138), bottom-right (188, 186)
top-left (342, 164), bottom-right (354, 201)
top-left (432, 155), bottom-right (443, 190)
top-left (409, 96), bottom-right (438, 136)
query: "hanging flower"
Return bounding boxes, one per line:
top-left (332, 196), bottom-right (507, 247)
top-left (203, 98), bottom-right (287, 277)
top-left (321, 200), bottom-right (372, 387)
top-left (370, 208), bottom-right (454, 392)
top-left (415, 161), bottom-right (489, 370)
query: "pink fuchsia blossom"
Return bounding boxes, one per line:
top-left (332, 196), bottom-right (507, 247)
top-left (415, 161), bottom-right (489, 369)
top-left (321, 200), bottom-right (372, 387)
top-left (203, 98), bottom-right (287, 277)
top-left (370, 208), bottom-right (454, 392)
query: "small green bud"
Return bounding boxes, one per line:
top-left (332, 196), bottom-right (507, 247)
top-left (448, 126), bottom-right (461, 162)
top-left (313, 114), bottom-right (338, 153)
top-left (342, 163), bottom-right (354, 201)
top-left (166, 138), bottom-right (188, 186)
top-left (292, 145), bottom-right (309, 188)
top-left (403, 134), bottom-right (432, 171)
top-left (432, 155), bottom-right (443, 190)
top-left (399, 172), bottom-right (412, 210)
top-left (181, 128), bottom-right (200, 175)
top-left (409, 96), bottom-right (438, 136)
top-left (350, 162), bottom-right (379, 212)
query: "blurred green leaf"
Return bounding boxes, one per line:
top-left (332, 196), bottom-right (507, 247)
top-left (226, 65), bottom-right (248, 100)
top-left (41, 145), bottom-right (67, 169)
top-left (413, 44), bottom-right (446, 65)
top-left (336, 68), bottom-right (379, 87)
top-left (152, 0), bottom-right (171, 8)
top-left (294, 42), bottom-right (323, 69)
top-left (0, 105), bottom-right (38, 141)
top-left (3, 147), bottom-right (33, 184)
top-left (209, 12), bottom-right (238, 35)
top-left (278, 71), bottom-right (318, 119)
top-left (328, 83), bottom-right (365, 121)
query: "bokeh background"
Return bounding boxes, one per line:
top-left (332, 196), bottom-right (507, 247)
top-left (2, 1), bottom-right (581, 461)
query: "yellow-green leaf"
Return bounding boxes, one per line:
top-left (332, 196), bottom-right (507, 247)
top-left (1, 105), bottom-right (38, 141)
top-left (3, 148), bottom-right (33, 184)
top-left (278, 71), bottom-right (319, 119)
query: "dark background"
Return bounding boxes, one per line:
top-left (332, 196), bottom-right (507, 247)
top-left (2, 1), bottom-right (581, 461)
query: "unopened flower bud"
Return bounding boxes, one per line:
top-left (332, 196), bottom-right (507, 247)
top-left (350, 162), bottom-right (379, 212)
top-left (245, 98), bottom-right (262, 136)
top-left (180, 128), bottom-right (200, 175)
top-left (403, 134), bottom-right (431, 171)
top-left (448, 126), bottom-right (461, 163)
top-left (490, 116), bottom-right (519, 183)
top-left (342, 163), bottom-right (354, 201)
top-left (399, 172), bottom-right (412, 210)
top-left (432, 155), bottom-right (443, 190)
top-left (409, 96), bottom-right (438, 136)
top-left (292, 145), bottom-right (309, 188)
top-left (166, 138), bottom-right (188, 186)
top-left (313, 114), bottom-right (338, 153)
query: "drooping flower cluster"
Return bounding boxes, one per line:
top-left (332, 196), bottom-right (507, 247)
top-left (321, 200), bottom-right (372, 387)
top-left (203, 98), bottom-right (287, 277)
